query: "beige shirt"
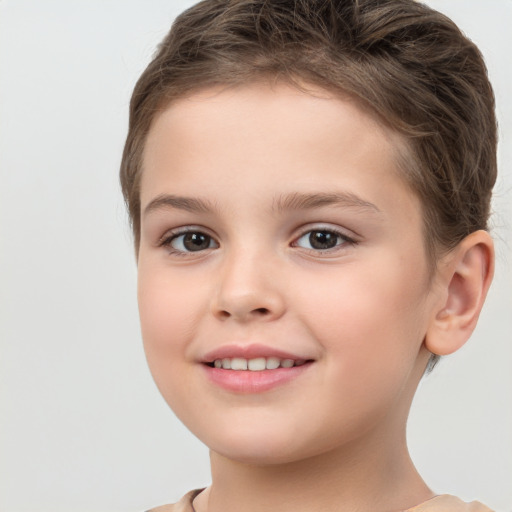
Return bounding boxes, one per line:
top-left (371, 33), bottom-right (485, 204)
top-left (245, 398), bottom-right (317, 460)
top-left (146, 489), bottom-right (494, 512)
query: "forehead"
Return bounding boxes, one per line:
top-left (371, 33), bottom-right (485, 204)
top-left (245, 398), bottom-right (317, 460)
top-left (145, 81), bottom-right (395, 147)
top-left (140, 82), bottom-right (418, 221)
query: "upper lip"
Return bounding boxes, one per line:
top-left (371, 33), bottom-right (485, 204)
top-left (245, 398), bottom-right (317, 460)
top-left (201, 343), bottom-right (312, 363)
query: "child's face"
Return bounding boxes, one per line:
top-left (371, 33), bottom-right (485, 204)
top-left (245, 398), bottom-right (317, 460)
top-left (137, 83), bottom-right (438, 464)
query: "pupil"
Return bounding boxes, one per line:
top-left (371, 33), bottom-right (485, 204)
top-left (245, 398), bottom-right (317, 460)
top-left (309, 231), bottom-right (337, 250)
top-left (184, 233), bottom-right (210, 251)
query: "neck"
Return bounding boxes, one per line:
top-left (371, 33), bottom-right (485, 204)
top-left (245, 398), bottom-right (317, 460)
top-left (196, 427), bottom-right (432, 512)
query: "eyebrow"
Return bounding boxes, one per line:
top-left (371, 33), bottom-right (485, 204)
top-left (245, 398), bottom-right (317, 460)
top-left (142, 191), bottom-right (381, 217)
top-left (143, 194), bottom-right (218, 216)
top-left (272, 192), bottom-right (381, 214)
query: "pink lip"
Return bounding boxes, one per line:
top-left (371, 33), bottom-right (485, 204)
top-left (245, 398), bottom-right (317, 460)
top-left (201, 343), bottom-right (308, 363)
top-left (202, 362), bottom-right (313, 393)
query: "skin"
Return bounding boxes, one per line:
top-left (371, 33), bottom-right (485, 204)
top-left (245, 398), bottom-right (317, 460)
top-left (137, 83), bottom-right (494, 512)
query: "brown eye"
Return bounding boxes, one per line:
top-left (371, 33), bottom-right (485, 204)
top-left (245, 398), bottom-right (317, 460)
top-left (308, 231), bottom-right (339, 250)
top-left (170, 232), bottom-right (216, 252)
top-left (295, 229), bottom-right (350, 251)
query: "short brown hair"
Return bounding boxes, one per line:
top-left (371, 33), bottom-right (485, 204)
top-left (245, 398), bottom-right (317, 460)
top-left (120, 0), bottom-right (496, 261)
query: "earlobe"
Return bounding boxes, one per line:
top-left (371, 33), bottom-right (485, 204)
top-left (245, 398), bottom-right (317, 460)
top-left (424, 230), bottom-right (494, 356)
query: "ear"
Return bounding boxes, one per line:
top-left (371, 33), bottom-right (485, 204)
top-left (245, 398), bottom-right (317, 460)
top-left (424, 230), bottom-right (494, 356)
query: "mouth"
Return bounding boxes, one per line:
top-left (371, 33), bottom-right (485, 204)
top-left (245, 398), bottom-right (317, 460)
top-left (200, 345), bottom-right (315, 393)
top-left (205, 357), bottom-right (310, 371)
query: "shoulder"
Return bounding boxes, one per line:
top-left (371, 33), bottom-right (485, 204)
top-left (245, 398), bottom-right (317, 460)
top-left (145, 491), bottom-right (494, 512)
top-left (406, 494), bottom-right (494, 512)
top-left (145, 489), bottom-right (204, 512)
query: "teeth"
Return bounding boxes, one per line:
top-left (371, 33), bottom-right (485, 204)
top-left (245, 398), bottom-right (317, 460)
top-left (248, 357), bottom-right (266, 371)
top-left (266, 357), bottom-right (280, 370)
top-left (212, 357), bottom-right (306, 371)
top-left (230, 357), bottom-right (248, 370)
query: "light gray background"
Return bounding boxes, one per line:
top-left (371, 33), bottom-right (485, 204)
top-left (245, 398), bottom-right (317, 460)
top-left (0, 1), bottom-right (511, 511)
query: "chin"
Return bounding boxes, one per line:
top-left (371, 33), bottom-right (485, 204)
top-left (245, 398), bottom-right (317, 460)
top-left (200, 423), bottom-right (342, 467)
top-left (213, 444), bottom-right (306, 466)
top-left (193, 423), bottom-right (307, 466)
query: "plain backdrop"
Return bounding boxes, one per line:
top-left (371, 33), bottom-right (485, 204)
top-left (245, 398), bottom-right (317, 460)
top-left (0, 1), bottom-right (511, 511)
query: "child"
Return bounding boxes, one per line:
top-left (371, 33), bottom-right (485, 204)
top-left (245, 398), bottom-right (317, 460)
top-left (120, 1), bottom-right (497, 510)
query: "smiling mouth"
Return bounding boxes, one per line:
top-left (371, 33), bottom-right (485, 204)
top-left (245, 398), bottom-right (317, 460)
top-left (205, 357), bottom-right (311, 371)
top-left (202, 353), bottom-right (314, 392)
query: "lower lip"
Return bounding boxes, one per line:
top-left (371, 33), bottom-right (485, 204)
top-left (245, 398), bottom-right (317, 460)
top-left (202, 363), bottom-right (313, 393)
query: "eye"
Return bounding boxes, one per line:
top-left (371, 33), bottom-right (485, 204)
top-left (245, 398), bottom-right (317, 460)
top-left (293, 229), bottom-right (352, 251)
top-left (163, 230), bottom-right (218, 253)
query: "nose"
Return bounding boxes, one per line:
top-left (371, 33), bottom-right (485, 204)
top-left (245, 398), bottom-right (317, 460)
top-left (211, 250), bottom-right (286, 323)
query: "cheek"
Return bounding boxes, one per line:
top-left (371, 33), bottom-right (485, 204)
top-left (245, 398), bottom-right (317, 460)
top-left (296, 258), bottom-right (428, 379)
top-left (137, 268), bottom-right (206, 387)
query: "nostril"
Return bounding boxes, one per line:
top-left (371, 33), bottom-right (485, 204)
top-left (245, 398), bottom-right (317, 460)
top-left (216, 308), bottom-right (268, 320)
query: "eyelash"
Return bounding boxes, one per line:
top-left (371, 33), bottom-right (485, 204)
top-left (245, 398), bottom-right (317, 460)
top-left (158, 226), bottom-right (357, 256)
top-left (292, 227), bottom-right (356, 254)
top-left (158, 227), bottom-right (218, 256)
